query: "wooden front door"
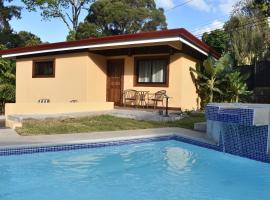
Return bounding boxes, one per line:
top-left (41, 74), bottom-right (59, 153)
top-left (107, 59), bottom-right (124, 105)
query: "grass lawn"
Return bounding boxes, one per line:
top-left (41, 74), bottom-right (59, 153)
top-left (16, 113), bottom-right (205, 136)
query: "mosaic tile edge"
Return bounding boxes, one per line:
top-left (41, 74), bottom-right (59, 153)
top-left (0, 135), bottom-right (220, 157)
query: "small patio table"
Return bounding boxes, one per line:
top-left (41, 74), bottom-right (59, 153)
top-left (136, 91), bottom-right (149, 108)
top-left (164, 95), bottom-right (172, 117)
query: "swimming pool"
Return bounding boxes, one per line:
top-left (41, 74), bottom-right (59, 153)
top-left (0, 138), bottom-right (269, 200)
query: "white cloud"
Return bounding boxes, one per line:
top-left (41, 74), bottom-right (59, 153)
top-left (185, 0), bottom-right (238, 14)
top-left (155, 0), bottom-right (238, 14)
top-left (188, 0), bottom-right (211, 12)
top-left (155, 0), bottom-right (175, 9)
top-left (218, 0), bottom-right (239, 15)
top-left (193, 20), bottom-right (225, 37)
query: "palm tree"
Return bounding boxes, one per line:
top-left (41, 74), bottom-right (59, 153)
top-left (226, 71), bottom-right (251, 102)
top-left (190, 54), bottom-right (232, 104)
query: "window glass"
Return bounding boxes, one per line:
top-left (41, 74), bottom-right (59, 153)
top-left (137, 59), bottom-right (167, 83)
top-left (138, 60), bottom-right (151, 83)
top-left (33, 60), bottom-right (54, 77)
top-left (151, 60), bottom-right (166, 83)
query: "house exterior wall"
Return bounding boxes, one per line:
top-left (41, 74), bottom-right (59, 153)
top-left (6, 52), bottom-right (113, 123)
top-left (86, 53), bottom-right (107, 102)
top-left (111, 53), bottom-right (199, 110)
top-left (15, 52), bottom-right (108, 104)
top-left (16, 52), bottom-right (89, 103)
top-left (8, 51), bottom-right (199, 119)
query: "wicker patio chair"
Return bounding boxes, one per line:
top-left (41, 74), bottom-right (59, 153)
top-left (148, 90), bottom-right (166, 109)
top-left (123, 89), bottom-right (138, 107)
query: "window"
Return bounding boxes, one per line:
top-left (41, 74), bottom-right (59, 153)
top-left (135, 57), bottom-right (168, 86)
top-left (33, 60), bottom-right (55, 78)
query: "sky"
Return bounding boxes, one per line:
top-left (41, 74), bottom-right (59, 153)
top-left (9, 0), bottom-right (239, 43)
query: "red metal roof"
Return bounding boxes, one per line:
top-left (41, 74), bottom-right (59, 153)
top-left (0, 28), bottom-right (220, 58)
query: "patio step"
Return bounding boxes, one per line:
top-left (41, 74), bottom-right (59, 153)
top-left (194, 122), bottom-right (206, 132)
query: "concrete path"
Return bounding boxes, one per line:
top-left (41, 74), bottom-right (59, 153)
top-left (8, 108), bottom-right (183, 124)
top-left (0, 127), bottom-right (215, 148)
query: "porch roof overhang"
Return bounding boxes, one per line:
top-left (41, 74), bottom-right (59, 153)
top-left (0, 28), bottom-right (220, 59)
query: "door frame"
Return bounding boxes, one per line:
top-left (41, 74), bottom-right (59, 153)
top-left (106, 59), bottom-right (125, 106)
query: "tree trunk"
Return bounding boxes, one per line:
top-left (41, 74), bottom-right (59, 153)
top-left (209, 90), bottom-right (213, 103)
top-left (235, 95), bottom-right (239, 103)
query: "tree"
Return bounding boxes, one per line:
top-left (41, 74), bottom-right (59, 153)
top-left (22, 0), bottom-right (94, 33)
top-left (224, 0), bottom-right (270, 65)
top-left (190, 54), bottom-right (251, 107)
top-left (0, 0), bottom-right (21, 32)
top-left (225, 71), bottom-right (251, 102)
top-left (0, 1), bottom-right (42, 48)
top-left (202, 29), bottom-right (229, 54)
top-left (0, 0), bottom-right (22, 48)
top-left (190, 54), bottom-right (232, 104)
top-left (66, 21), bottom-right (99, 41)
top-left (249, 0), bottom-right (269, 16)
top-left (17, 31), bottom-right (42, 47)
top-left (0, 58), bottom-right (15, 114)
top-left (0, 30), bottom-right (42, 48)
top-left (74, 0), bottom-right (167, 40)
top-left (190, 63), bottom-right (208, 108)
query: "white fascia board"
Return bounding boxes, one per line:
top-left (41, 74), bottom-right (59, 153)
top-left (2, 36), bottom-right (209, 58)
top-left (2, 37), bottom-right (179, 58)
top-left (179, 37), bottom-right (208, 56)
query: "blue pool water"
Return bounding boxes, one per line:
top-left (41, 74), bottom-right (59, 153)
top-left (0, 140), bottom-right (270, 200)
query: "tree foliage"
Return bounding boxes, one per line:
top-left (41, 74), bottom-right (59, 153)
top-left (190, 54), bottom-right (231, 104)
top-left (0, 58), bottom-right (15, 113)
top-left (248, 0), bottom-right (270, 16)
top-left (190, 54), bottom-right (250, 108)
top-left (225, 71), bottom-right (251, 102)
top-left (66, 21), bottom-right (99, 40)
top-left (0, 0), bottom-right (21, 32)
top-left (0, 1), bottom-right (42, 113)
top-left (0, 1), bottom-right (41, 48)
top-left (224, 0), bottom-right (270, 65)
top-left (22, 0), bottom-right (94, 32)
top-left (0, 30), bottom-right (42, 48)
top-left (16, 31), bottom-right (42, 47)
top-left (202, 29), bottom-right (229, 54)
top-left (0, 0), bottom-right (21, 48)
top-left (72, 0), bottom-right (167, 40)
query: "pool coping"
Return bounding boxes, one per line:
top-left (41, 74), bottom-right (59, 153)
top-left (0, 128), bottom-right (219, 156)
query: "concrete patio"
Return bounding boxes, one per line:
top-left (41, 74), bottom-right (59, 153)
top-left (6, 107), bottom-right (185, 129)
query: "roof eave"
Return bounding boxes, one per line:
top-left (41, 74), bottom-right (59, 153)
top-left (1, 36), bottom-right (210, 59)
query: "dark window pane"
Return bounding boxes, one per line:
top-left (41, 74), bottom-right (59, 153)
top-left (33, 61), bottom-right (54, 77)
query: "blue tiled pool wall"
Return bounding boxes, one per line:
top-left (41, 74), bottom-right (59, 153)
top-left (0, 135), bottom-right (221, 157)
top-left (0, 136), bottom-right (171, 156)
top-left (206, 105), bottom-right (270, 163)
top-left (219, 123), bottom-right (270, 162)
top-left (206, 105), bottom-right (254, 126)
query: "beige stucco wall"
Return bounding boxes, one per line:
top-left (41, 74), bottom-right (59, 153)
top-left (5, 102), bottom-right (114, 116)
top-left (112, 53), bottom-right (199, 110)
top-left (16, 52), bottom-right (89, 103)
top-left (6, 52), bottom-right (112, 125)
top-left (86, 53), bottom-right (107, 102)
top-left (16, 52), bottom-right (108, 104)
